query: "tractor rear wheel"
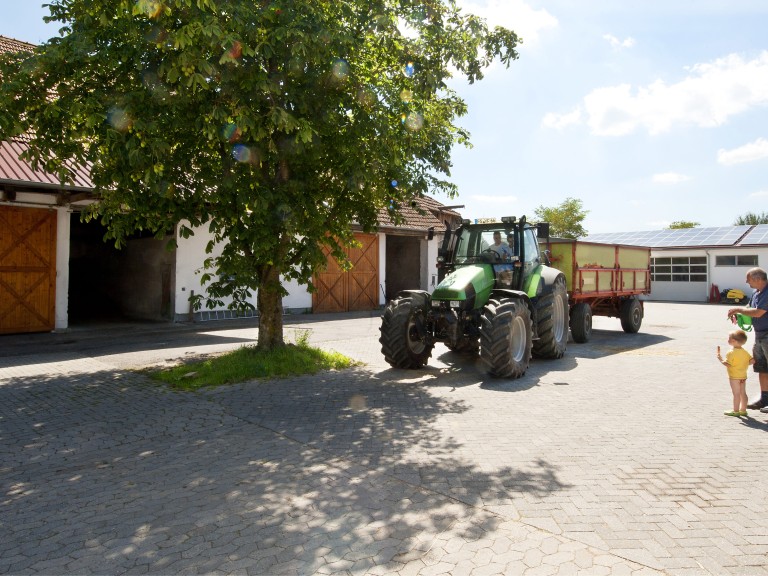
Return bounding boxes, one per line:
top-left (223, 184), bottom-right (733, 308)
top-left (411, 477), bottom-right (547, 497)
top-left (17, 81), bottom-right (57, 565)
top-left (620, 297), bottom-right (643, 333)
top-left (480, 297), bottom-right (532, 378)
top-left (380, 297), bottom-right (434, 368)
top-left (569, 302), bottom-right (592, 343)
top-left (532, 276), bottom-right (569, 359)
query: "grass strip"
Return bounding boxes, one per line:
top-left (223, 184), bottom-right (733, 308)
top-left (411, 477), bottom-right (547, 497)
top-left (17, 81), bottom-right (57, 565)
top-left (148, 339), bottom-right (358, 391)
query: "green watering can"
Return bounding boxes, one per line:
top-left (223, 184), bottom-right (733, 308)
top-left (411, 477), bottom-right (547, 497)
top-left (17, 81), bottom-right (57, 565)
top-left (736, 314), bottom-right (752, 332)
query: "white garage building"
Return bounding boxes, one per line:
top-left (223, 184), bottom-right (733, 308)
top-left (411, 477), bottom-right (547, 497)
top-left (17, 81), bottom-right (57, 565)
top-left (586, 225), bottom-right (768, 302)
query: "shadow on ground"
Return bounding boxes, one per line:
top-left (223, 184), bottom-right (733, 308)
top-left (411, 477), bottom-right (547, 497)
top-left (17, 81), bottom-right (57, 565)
top-left (0, 363), bottom-right (569, 574)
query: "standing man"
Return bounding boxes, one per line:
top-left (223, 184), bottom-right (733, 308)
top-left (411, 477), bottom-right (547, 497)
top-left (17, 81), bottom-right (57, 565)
top-left (728, 267), bottom-right (768, 411)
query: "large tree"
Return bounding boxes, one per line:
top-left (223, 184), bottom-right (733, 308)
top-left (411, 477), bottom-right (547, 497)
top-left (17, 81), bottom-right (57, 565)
top-left (533, 197), bottom-right (588, 239)
top-left (0, 0), bottom-right (519, 349)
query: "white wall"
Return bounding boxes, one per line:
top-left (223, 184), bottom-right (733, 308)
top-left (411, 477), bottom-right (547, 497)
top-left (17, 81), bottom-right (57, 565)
top-left (646, 246), bottom-right (768, 302)
top-left (174, 221), bottom-right (314, 318)
top-left (55, 208), bottom-right (71, 330)
top-left (378, 232), bottom-right (386, 306)
top-left (708, 247), bottom-right (768, 299)
top-left (423, 233), bottom-right (441, 292)
top-left (175, 225), bottom-right (441, 315)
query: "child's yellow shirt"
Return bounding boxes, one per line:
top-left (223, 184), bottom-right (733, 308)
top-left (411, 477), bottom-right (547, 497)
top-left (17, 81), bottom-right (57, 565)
top-left (726, 347), bottom-right (752, 380)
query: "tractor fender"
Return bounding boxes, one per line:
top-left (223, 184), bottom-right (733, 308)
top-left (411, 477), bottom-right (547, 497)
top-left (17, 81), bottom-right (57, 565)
top-left (528, 265), bottom-right (567, 298)
top-left (489, 288), bottom-right (531, 309)
top-left (394, 290), bottom-right (431, 311)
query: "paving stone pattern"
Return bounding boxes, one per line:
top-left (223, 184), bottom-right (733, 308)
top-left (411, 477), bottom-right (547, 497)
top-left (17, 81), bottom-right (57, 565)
top-left (1, 302), bottom-right (767, 575)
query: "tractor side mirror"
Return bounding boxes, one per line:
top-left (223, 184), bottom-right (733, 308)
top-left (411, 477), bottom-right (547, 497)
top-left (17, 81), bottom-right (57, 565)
top-left (537, 222), bottom-right (550, 239)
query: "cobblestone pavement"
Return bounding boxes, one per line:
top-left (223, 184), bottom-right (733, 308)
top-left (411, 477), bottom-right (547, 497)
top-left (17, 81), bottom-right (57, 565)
top-left (1, 302), bottom-right (767, 575)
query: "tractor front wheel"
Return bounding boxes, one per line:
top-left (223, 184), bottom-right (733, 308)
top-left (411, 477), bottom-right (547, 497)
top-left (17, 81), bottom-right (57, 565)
top-left (480, 298), bottom-right (533, 378)
top-left (380, 297), bottom-right (434, 368)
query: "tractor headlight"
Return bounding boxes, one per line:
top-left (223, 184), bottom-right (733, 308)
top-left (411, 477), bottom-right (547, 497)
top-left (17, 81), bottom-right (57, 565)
top-left (431, 300), bottom-right (462, 309)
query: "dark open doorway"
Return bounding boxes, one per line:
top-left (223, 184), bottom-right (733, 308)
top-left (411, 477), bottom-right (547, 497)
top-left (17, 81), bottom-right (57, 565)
top-left (384, 235), bottom-right (422, 301)
top-left (68, 215), bottom-right (175, 324)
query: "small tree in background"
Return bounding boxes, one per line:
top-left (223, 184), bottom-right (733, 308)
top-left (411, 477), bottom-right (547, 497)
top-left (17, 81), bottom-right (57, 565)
top-left (734, 212), bottom-right (768, 225)
top-left (668, 221), bottom-right (699, 229)
top-left (0, 0), bottom-right (520, 350)
top-left (534, 197), bottom-right (588, 239)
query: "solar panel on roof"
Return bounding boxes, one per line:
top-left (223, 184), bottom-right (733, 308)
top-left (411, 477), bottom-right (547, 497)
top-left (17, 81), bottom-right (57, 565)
top-left (585, 225), bottom-right (753, 247)
top-left (738, 224), bottom-right (768, 245)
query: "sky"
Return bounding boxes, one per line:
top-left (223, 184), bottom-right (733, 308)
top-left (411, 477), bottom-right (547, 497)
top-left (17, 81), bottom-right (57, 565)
top-left (1, 1), bottom-right (767, 234)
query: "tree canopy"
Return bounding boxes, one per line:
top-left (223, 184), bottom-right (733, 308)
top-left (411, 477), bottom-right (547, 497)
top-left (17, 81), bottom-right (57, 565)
top-left (667, 220), bottom-right (699, 229)
top-left (0, 0), bottom-right (519, 349)
top-left (734, 211), bottom-right (768, 225)
top-left (533, 197), bottom-right (588, 239)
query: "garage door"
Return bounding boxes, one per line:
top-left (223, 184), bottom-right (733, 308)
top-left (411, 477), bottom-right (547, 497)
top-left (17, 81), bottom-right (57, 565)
top-left (313, 233), bottom-right (379, 313)
top-left (0, 206), bottom-right (57, 334)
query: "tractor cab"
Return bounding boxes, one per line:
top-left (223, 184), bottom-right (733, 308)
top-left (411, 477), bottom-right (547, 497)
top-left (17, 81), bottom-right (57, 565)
top-left (437, 216), bottom-right (550, 292)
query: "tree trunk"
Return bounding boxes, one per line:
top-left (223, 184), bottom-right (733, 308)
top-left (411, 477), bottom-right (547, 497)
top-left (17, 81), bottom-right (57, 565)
top-left (256, 264), bottom-right (284, 350)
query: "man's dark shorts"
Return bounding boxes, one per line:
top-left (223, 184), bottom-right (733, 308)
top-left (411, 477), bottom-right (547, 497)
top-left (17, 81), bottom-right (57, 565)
top-left (754, 332), bottom-right (768, 373)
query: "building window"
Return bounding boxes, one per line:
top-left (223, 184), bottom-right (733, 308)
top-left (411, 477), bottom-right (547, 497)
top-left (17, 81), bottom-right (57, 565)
top-left (715, 255), bottom-right (758, 267)
top-left (651, 256), bottom-right (706, 282)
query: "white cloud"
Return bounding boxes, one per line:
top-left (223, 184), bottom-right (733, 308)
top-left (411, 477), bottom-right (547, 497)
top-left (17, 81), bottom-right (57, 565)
top-left (749, 190), bottom-right (768, 197)
top-left (652, 172), bottom-right (691, 184)
top-left (717, 138), bottom-right (768, 165)
top-left (544, 51), bottom-right (768, 136)
top-left (603, 34), bottom-right (636, 49)
top-left (541, 107), bottom-right (582, 129)
top-left (458, 0), bottom-right (558, 44)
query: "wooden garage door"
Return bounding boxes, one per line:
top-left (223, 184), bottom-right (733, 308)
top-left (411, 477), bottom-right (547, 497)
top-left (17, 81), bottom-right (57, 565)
top-left (313, 233), bottom-right (379, 313)
top-left (0, 206), bottom-right (57, 334)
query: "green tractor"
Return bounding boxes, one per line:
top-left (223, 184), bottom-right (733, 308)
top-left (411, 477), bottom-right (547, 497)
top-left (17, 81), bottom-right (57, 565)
top-left (379, 216), bottom-right (569, 378)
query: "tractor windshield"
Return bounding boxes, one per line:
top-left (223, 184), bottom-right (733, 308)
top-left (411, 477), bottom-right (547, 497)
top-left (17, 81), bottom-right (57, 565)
top-left (453, 226), bottom-right (518, 264)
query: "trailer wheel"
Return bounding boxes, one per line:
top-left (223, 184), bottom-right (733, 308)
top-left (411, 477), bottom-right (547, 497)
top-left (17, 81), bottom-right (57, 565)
top-left (620, 297), bottom-right (643, 333)
top-left (532, 276), bottom-right (569, 359)
top-left (570, 302), bottom-right (592, 343)
top-left (480, 297), bottom-right (532, 378)
top-left (380, 297), bottom-right (434, 368)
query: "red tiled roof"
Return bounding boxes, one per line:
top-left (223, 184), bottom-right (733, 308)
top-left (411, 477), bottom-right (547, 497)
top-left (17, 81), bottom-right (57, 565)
top-left (0, 137), bottom-right (93, 190)
top-left (378, 196), bottom-right (463, 233)
top-left (0, 36), bottom-right (35, 54)
top-left (0, 35), bottom-right (94, 192)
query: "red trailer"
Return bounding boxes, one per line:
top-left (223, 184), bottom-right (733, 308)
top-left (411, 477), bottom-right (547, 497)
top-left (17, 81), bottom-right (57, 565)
top-left (542, 239), bottom-right (652, 342)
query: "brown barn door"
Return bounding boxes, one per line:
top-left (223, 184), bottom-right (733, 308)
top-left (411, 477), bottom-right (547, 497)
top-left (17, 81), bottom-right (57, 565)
top-left (312, 242), bottom-right (348, 314)
top-left (348, 233), bottom-right (379, 311)
top-left (312, 233), bottom-right (379, 313)
top-left (0, 206), bottom-right (57, 334)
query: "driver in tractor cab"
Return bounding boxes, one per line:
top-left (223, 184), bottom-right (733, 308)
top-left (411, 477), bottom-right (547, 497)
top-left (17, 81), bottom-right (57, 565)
top-left (490, 231), bottom-right (514, 261)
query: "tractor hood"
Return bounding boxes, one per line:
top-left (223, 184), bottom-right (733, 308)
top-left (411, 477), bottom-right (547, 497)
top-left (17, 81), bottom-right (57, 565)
top-left (431, 264), bottom-right (496, 309)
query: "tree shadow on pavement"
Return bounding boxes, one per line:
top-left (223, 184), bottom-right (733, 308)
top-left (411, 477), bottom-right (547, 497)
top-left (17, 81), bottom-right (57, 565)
top-left (0, 363), bottom-right (570, 575)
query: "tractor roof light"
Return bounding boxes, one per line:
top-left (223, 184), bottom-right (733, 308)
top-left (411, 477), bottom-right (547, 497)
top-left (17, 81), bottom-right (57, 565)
top-left (501, 216), bottom-right (517, 224)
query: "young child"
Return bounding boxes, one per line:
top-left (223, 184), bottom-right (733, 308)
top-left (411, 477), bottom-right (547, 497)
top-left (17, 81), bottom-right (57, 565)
top-left (716, 329), bottom-right (755, 417)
